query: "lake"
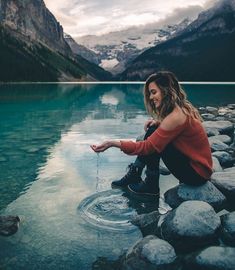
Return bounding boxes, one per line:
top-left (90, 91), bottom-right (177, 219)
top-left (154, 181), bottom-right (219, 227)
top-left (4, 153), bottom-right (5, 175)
top-left (0, 83), bottom-right (235, 269)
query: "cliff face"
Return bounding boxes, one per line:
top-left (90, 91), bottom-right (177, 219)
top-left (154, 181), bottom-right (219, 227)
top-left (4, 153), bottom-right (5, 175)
top-left (119, 0), bottom-right (235, 81)
top-left (0, 0), bottom-right (70, 55)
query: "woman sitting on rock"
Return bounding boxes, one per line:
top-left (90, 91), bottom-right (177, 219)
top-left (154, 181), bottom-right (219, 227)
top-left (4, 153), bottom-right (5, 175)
top-left (91, 71), bottom-right (213, 197)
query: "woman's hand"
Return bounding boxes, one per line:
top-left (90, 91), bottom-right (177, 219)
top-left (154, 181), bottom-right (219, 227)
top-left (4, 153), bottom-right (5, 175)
top-left (144, 119), bottom-right (158, 131)
top-left (90, 140), bottom-right (121, 153)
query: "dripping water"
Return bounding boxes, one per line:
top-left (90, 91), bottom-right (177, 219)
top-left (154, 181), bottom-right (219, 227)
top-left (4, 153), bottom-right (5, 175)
top-left (96, 153), bottom-right (100, 192)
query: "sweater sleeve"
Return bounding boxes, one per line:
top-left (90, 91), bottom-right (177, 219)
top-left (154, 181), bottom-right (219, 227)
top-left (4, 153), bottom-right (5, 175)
top-left (120, 124), bottom-right (185, 155)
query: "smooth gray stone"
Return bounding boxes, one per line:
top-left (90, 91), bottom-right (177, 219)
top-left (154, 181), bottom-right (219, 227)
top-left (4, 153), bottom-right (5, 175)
top-left (205, 127), bottom-right (220, 137)
top-left (201, 113), bottom-right (216, 121)
top-left (183, 246), bottom-right (235, 270)
top-left (122, 235), bottom-right (177, 270)
top-left (212, 135), bottom-right (232, 144)
top-left (203, 121), bottom-right (234, 136)
top-left (212, 156), bottom-right (223, 172)
top-left (209, 137), bottom-right (230, 152)
top-left (224, 166), bottom-right (235, 173)
top-left (220, 211), bottom-right (235, 246)
top-left (211, 171), bottom-right (235, 204)
top-left (228, 104), bottom-right (235, 109)
top-left (164, 182), bottom-right (226, 212)
top-left (159, 201), bottom-right (221, 252)
top-left (212, 151), bottom-right (234, 167)
top-left (0, 216), bottom-right (20, 236)
top-left (206, 106), bottom-right (218, 114)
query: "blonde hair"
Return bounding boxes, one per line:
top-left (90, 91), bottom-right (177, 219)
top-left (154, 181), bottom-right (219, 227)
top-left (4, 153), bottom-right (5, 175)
top-left (144, 71), bottom-right (202, 122)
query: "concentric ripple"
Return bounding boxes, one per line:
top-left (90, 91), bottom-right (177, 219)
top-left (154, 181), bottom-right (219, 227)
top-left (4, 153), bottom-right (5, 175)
top-left (77, 190), bottom-right (137, 232)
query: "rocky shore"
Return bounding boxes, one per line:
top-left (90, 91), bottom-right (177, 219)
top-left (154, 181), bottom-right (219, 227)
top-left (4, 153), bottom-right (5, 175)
top-left (1, 104), bottom-right (235, 270)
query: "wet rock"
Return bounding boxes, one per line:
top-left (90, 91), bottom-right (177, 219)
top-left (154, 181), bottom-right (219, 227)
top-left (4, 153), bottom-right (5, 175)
top-left (203, 121), bottom-right (234, 137)
top-left (122, 235), bottom-right (178, 270)
top-left (164, 182), bottom-right (226, 212)
top-left (212, 157), bottom-right (223, 172)
top-left (211, 171), bottom-right (235, 204)
top-left (0, 216), bottom-right (20, 236)
top-left (131, 211), bottom-right (162, 236)
top-left (158, 201), bottom-right (221, 252)
top-left (183, 246), bottom-right (235, 270)
top-left (220, 211), bottom-right (235, 246)
top-left (212, 151), bottom-right (234, 167)
top-left (209, 137), bottom-right (230, 152)
top-left (228, 104), bottom-right (235, 110)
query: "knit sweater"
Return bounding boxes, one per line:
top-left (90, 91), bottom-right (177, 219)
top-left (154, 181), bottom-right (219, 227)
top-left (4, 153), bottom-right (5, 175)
top-left (120, 117), bottom-right (213, 179)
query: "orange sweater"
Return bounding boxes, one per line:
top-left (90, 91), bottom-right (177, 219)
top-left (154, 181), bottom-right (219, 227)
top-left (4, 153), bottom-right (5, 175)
top-left (120, 117), bottom-right (213, 179)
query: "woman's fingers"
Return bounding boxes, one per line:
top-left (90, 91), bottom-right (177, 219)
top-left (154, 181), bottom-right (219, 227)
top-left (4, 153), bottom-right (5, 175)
top-left (90, 142), bottom-right (110, 153)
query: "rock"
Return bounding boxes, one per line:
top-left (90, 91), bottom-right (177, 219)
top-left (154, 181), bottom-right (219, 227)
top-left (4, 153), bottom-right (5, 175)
top-left (131, 211), bottom-right (162, 236)
top-left (164, 182), bottom-right (226, 212)
top-left (183, 246), bottom-right (235, 270)
top-left (228, 104), bottom-right (235, 110)
top-left (201, 113), bottom-right (216, 121)
top-left (203, 121), bottom-right (234, 137)
top-left (0, 216), bottom-right (20, 236)
top-left (159, 201), bottom-right (221, 252)
top-left (212, 156), bottom-right (223, 172)
top-left (206, 106), bottom-right (218, 114)
top-left (209, 137), bottom-right (230, 152)
top-left (211, 171), bottom-right (235, 204)
top-left (205, 127), bottom-right (220, 137)
top-left (220, 211), bottom-right (235, 246)
top-left (212, 135), bottom-right (232, 144)
top-left (122, 235), bottom-right (178, 270)
top-left (212, 151), bottom-right (234, 167)
top-left (224, 166), bottom-right (235, 173)
top-left (160, 159), bottom-right (170, 175)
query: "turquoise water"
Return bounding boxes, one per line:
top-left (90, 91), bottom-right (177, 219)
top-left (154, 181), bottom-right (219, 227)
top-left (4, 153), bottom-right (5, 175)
top-left (0, 83), bottom-right (235, 269)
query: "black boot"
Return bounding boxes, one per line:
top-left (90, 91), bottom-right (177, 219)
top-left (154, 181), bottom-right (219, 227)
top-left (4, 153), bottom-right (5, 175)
top-left (111, 163), bottom-right (143, 188)
top-left (128, 169), bottom-right (159, 196)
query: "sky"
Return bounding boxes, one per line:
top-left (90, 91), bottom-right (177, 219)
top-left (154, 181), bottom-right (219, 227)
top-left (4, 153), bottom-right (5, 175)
top-left (44, 0), bottom-right (218, 37)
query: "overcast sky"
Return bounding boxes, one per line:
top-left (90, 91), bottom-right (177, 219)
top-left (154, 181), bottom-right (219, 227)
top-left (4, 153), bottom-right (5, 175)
top-left (44, 0), bottom-right (218, 37)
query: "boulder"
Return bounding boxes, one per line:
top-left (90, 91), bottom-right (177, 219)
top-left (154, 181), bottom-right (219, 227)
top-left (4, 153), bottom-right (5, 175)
top-left (203, 121), bottom-right (234, 137)
top-left (159, 201), bottom-right (221, 252)
top-left (212, 135), bottom-right (232, 144)
top-left (122, 235), bottom-right (178, 270)
top-left (212, 151), bottom-right (234, 167)
top-left (220, 211), bottom-right (235, 246)
top-left (212, 156), bottom-right (223, 172)
top-left (183, 246), bottom-right (235, 270)
top-left (208, 137), bottom-right (230, 152)
top-left (206, 106), bottom-right (218, 115)
top-left (224, 166), bottom-right (235, 173)
top-left (164, 182), bottom-right (226, 212)
top-left (0, 216), bottom-right (20, 236)
top-left (228, 104), bottom-right (235, 110)
top-left (204, 127), bottom-right (220, 137)
top-left (211, 171), bottom-right (235, 205)
top-left (201, 113), bottom-right (216, 121)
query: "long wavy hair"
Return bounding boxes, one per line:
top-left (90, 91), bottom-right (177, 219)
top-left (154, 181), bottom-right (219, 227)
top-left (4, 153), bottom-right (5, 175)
top-left (144, 71), bottom-right (202, 122)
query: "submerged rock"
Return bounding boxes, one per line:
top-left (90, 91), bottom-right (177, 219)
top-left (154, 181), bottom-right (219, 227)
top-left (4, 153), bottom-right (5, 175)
top-left (159, 201), bottom-right (221, 252)
top-left (122, 235), bottom-right (178, 270)
top-left (164, 182), bottom-right (226, 212)
top-left (0, 216), bottom-right (20, 236)
top-left (183, 246), bottom-right (235, 270)
top-left (220, 211), bottom-right (235, 246)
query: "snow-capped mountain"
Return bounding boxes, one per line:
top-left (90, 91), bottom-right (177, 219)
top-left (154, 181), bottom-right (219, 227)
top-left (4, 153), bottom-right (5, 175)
top-left (75, 19), bottom-right (192, 74)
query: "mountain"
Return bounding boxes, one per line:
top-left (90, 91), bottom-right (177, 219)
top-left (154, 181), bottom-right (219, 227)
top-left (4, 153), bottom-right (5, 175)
top-left (76, 19), bottom-right (192, 74)
top-left (64, 33), bottom-right (100, 65)
top-left (0, 0), bottom-right (111, 82)
top-left (119, 0), bottom-right (235, 81)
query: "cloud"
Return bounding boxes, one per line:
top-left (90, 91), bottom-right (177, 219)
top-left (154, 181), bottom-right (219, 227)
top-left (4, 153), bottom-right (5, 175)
top-left (44, 0), bottom-right (215, 37)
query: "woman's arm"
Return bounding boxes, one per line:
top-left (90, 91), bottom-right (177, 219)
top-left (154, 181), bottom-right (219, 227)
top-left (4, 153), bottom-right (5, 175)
top-left (91, 140), bottom-right (121, 153)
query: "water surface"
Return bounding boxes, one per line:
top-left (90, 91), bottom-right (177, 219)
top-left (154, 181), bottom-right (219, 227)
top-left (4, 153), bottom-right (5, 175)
top-left (0, 83), bottom-right (234, 269)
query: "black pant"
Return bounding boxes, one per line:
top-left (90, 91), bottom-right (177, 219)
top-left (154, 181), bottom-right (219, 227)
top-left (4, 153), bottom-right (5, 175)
top-left (138, 126), bottom-right (207, 186)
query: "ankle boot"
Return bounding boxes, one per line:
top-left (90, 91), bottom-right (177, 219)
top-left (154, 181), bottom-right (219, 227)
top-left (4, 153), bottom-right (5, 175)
top-left (111, 163), bottom-right (143, 188)
top-left (128, 169), bottom-right (159, 196)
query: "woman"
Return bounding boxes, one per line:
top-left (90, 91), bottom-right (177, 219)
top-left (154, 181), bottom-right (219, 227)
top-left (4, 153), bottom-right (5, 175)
top-left (91, 71), bottom-right (213, 197)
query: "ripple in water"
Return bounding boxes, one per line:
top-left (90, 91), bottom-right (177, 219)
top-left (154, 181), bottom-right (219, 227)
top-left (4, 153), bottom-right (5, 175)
top-left (77, 190), bottom-right (137, 232)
